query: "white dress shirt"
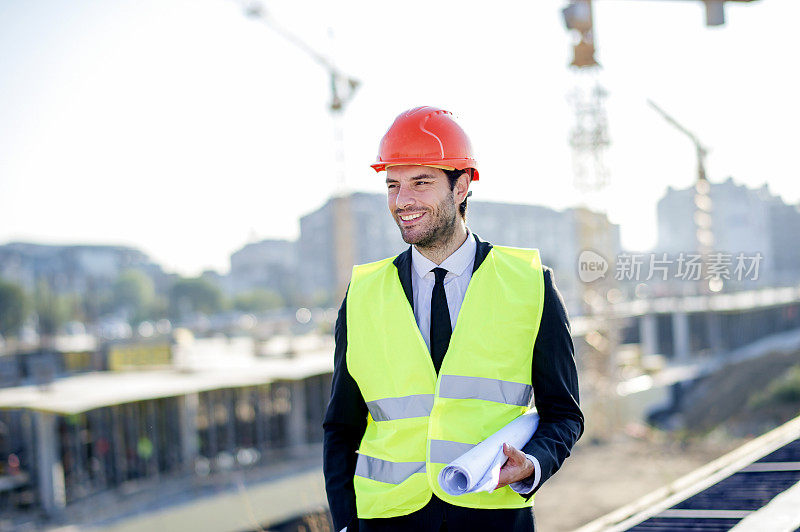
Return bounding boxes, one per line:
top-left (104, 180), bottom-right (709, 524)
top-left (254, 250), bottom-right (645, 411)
top-left (411, 229), bottom-right (476, 353)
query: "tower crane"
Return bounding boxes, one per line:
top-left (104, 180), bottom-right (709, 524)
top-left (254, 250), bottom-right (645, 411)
top-left (558, 0), bottom-right (754, 439)
top-left (648, 100), bottom-right (715, 292)
top-left (241, 1), bottom-right (360, 117)
top-left (647, 100), bottom-right (709, 184)
top-left (237, 0), bottom-right (360, 302)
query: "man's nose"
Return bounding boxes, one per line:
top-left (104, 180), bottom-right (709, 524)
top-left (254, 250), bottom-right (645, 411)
top-left (395, 184), bottom-right (416, 210)
top-left (395, 185), bottom-right (414, 210)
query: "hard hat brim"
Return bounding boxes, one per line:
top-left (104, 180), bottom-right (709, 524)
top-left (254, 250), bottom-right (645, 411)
top-left (371, 160), bottom-right (479, 181)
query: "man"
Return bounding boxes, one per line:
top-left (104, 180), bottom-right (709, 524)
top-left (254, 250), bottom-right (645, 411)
top-left (323, 106), bottom-right (583, 532)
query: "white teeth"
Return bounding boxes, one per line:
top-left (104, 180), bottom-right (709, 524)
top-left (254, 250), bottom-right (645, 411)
top-left (400, 213), bottom-right (423, 221)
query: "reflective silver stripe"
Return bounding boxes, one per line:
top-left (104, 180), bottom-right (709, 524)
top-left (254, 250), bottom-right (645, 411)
top-left (439, 375), bottom-right (532, 406)
top-left (366, 394), bottom-right (434, 422)
top-left (355, 453), bottom-right (426, 484)
top-left (429, 439), bottom-right (476, 464)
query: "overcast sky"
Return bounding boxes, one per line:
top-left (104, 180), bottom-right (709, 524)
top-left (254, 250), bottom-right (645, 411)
top-left (1, 0), bottom-right (797, 275)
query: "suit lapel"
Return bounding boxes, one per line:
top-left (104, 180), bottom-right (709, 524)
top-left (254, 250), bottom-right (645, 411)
top-left (471, 232), bottom-right (493, 274)
top-left (393, 247), bottom-right (414, 308)
top-left (392, 232), bottom-right (494, 309)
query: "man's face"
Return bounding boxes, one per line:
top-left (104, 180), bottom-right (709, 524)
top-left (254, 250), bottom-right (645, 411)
top-left (386, 165), bottom-right (459, 248)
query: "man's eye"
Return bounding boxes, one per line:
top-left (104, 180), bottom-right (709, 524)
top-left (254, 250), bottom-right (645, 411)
top-left (387, 184), bottom-right (398, 189)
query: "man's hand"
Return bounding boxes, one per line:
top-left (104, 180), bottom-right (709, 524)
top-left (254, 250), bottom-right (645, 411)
top-left (496, 442), bottom-right (535, 489)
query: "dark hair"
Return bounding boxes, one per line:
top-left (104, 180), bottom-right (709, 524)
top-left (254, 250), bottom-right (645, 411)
top-left (443, 169), bottom-right (470, 219)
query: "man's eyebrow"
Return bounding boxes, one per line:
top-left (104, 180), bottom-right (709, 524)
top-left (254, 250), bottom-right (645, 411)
top-left (385, 173), bottom-right (439, 184)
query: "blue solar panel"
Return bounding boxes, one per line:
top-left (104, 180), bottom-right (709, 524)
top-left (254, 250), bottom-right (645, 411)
top-left (628, 517), bottom-right (743, 531)
top-left (672, 470), bottom-right (800, 511)
top-left (756, 438), bottom-right (800, 462)
top-left (624, 437), bottom-right (800, 531)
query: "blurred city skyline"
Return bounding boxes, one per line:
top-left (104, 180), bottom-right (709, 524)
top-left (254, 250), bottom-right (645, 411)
top-left (2, 0), bottom-right (798, 276)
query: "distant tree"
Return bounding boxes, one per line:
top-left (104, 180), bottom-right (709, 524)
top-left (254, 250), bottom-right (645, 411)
top-left (0, 279), bottom-right (28, 338)
top-left (34, 280), bottom-right (69, 337)
top-left (169, 277), bottom-right (223, 320)
top-left (112, 270), bottom-right (156, 323)
top-left (81, 279), bottom-right (110, 324)
top-left (149, 296), bottom-right (169, 321)
top-left (233, 289), bottom-right (284, 313)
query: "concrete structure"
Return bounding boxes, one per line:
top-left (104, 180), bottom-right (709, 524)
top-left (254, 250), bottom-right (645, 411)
top-left (609, 285), bottom-right (800, 362)
top-left (657, 177), bottom-right (800, 288)
top-left (571, 285), bottom-right (800, 438)
top-left (0, 337), bottom-right (333, 530)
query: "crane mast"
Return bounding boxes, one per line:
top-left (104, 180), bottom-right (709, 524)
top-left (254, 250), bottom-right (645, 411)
top-left (648, 100), bottom-right (715, 293)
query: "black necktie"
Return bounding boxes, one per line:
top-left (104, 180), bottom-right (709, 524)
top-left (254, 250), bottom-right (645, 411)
top-left (430, 267), bottom-right (452, 374)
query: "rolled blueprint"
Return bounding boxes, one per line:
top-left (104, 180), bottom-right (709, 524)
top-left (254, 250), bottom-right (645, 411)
top-left (438, 410), bottom-right (540, 496)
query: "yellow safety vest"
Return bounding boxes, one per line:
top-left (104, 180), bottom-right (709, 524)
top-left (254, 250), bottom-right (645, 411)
top-left (346, 245), bottom-right (545, 519)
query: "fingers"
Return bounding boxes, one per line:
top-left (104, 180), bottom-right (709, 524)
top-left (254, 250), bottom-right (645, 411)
top-left (497, 443), bottom-right (534, 488)
top-left (502, 442), bottom-right (522, 463)
top-left (497, 462), bottom-right (520, 487)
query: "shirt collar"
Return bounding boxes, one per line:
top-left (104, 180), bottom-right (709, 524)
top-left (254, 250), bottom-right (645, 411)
top-left (411, 230), bottom-right (476, 279)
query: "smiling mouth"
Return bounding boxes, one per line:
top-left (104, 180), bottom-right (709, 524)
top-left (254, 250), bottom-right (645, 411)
top-left (399, 212), bottom-right (424, 222)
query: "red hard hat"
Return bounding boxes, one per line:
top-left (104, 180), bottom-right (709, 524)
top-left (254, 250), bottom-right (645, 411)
top-left (371, 106), bottom-right (479, 181)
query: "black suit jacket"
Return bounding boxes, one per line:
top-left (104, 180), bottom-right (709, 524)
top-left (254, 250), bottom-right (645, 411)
top-left (322, 233), bottom-right (584, 531)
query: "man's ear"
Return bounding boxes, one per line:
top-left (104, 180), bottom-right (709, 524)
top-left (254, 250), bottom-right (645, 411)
top-left (455, 171), bottom-right (470, 204)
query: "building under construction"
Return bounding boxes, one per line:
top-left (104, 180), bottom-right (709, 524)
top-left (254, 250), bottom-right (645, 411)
top-left (0, 335), bottom-right (333, 531)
